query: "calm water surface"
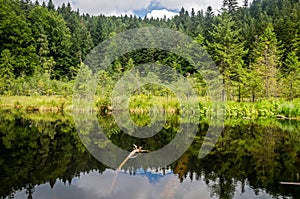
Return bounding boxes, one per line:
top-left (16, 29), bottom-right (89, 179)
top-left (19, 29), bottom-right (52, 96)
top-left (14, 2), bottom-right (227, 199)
top-left (1, 109), bottom-right (300, 199)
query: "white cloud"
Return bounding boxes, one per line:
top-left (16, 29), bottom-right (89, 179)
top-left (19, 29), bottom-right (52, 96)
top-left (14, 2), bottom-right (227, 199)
top-left (146, 9), bottom-right (178, 19)
top-left (39, 0), bottom-right (253, 16)
top-left (39, 0), bottom-right (151, 16)
top-left (12, 170), bottom-right (276, 199)
top-left (158, 0), bottom-right (212, 11)
top-left (74, 0), bottom-right (151, 15)
top-left (159, 0), bottom-right (251, 14)
top-left (106, 10), bottom-right (135, 17)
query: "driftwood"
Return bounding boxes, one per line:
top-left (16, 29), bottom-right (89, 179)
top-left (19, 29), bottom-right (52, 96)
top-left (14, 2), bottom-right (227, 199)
top-left (277, 115), bottom-right (300, 120)
top-left (117, 144), bottom-right (148, 170)
top-left (280, 181), bottom-right (300, 186)
top-left (110, 145), bottom-right (148, 194)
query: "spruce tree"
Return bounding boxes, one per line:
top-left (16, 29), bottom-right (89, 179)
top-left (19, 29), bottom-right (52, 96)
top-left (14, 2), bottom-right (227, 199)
top-left (223, 0), bottom-right (239, 14)
top-left (207, 12), bottom-right (247, 101)
top-left (283, 51), bottom-right (300, 99)
top-left (250, 23), bottom-right (280, 99)
top-left (203, 6), bottom-right (214, 43)
top-left (47, 0), bottom-right (55, 11)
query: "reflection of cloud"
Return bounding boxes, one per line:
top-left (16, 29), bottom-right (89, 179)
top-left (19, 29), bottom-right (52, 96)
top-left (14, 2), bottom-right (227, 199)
top-left (75, 170), bottom-right (153, 199)
top-left (232, 182), bottom-right (277, 199)
top-left (12, 169), bottom-right (277, 199)
top-left (146, 9), bottom-right (178, 19)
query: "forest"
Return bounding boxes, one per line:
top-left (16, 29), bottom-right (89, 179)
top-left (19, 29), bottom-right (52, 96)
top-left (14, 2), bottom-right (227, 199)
top-left (1, 2), bottom-right (300, 198)
top-left (1, 0), bottom-right (300, 104)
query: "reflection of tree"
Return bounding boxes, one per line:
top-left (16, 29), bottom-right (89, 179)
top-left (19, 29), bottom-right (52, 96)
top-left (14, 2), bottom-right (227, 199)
top-left (0, 110), bottom-right (106, 198)
top-left (25, 183), bottom-right (34, 199)
top-left (99, 114), bottom-right (180, 158)
top-left (208, 175), bottom-right (235, 199)
top-left (187, 119), bottom-right (300, 199)
top-left (1, 110), bottom-right (300, 199)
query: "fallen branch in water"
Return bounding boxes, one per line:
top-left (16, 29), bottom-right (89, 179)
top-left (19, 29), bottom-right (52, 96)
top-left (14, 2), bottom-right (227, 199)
top-left (117, 144), bottom-right (148, 170)
top-left (280, 182), bottom-right (300, 186)
top-left (110, 144), bottom-right (148, 194)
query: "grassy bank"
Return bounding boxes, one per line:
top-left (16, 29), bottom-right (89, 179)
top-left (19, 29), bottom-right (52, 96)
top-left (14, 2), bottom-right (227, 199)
top-left (0, 96), bottom-right (71, 113)
top-left (1, 95), bottom-right (300, 119)
top-left (224, 99), bottom-right (300, 119)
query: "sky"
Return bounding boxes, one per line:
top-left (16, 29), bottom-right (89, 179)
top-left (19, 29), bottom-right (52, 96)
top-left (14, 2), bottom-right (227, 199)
top-left (13, 169), bottom-right (276, 199)
top-left (39, 0), bottom-right (251, 18)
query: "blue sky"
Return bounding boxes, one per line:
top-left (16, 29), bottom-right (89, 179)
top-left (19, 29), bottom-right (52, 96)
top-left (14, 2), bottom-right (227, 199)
top-left (40, 0), bottom-right (250, 18)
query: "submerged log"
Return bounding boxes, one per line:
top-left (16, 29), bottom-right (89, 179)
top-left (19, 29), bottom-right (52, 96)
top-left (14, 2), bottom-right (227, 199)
top-left (280, 182), bottom-right (300, 185)
top-left (277, 115), bottom-right (300, 120)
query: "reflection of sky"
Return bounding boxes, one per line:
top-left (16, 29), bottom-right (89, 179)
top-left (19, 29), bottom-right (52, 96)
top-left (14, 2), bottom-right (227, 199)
top-left (11, 169), bottom-right (283, 199)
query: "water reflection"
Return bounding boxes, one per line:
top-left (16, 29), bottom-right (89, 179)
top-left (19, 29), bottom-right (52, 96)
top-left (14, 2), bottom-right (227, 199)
top-left (1, 109), bottom-right (300, 199)
top-left (9, 170), bottom-right (279, 199)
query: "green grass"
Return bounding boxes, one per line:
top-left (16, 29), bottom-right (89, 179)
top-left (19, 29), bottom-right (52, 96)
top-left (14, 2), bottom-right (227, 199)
top-left (277, 98), bottom-right (300, 117)
top-left (0, 96), bottom-right (70, 112)
top-left (2, 95), bottom-right (300, 119)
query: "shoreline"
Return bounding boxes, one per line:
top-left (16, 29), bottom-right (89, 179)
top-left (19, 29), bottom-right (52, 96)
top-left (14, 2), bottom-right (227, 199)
top-left (1, 95), bottom-right (300, 120)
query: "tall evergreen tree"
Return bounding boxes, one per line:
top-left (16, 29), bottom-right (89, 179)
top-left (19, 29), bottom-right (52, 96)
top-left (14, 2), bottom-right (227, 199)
top-left (203, 6), bottom-right (215, 43)
top-left (223, 0), bottom-right (239, 14)
top-left (283, 51), bottom-right (300, 99)
top-left (250, 24), bottom-right (280, 99)
top-left (58, 3), bottom-right (94, 67)
top-left (207, 12), bottom-right (247, 101)
top-left (243, 0), bottom-right (249, 8)
top-left (47, 0), bottom-right (55, 11)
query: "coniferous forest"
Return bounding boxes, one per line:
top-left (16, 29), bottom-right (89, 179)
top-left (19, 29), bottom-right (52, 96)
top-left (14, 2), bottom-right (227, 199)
top-left (1, 0), bottom-right (300, 104)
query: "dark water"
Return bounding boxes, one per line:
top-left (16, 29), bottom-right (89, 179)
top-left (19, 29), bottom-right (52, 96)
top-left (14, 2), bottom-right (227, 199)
top-left (1, 109), bottom-right (300, 199)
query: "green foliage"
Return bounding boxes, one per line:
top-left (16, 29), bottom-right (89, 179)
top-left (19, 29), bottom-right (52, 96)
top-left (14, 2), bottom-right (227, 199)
top-left (0, 49), bottom-right (15, 94)
top-left (0, 0), bottom-right (38, 76)
top-left (0, 0), bottom-right (300, 105)
top-left (277, 98), bottom-right (300, 117)
top-left (28, 6), bottom-right (72, 77)
top-left (282, 51), bottom-right (300, 99)
top-left (206, 12), bottom-right (247, 101)
top-left (224, 99), bottom-right (300, 118)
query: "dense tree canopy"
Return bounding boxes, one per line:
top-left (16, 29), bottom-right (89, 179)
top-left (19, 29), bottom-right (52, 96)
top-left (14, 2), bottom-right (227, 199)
top-left (0, 0), bottom-right (299, 101)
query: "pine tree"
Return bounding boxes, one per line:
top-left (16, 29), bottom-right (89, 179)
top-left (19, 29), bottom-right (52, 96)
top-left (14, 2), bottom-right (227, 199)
top-left (283, 51), bottom-right (300, 99)
top-left (58, 3), bottom-right (94, 67)
top-left (207, 12), bottom-right (247, 101)
top-left (243, 0), bottom-right (249, 8)
top-left (250, 24), bottom-right (280, 99)
top-left (228, 0), bottom-right (239, 13)
top-left (203, 6), bottom-right (214, 43)
top-left (20, 0), bottom-right (33, 14)
top-left (47, 0), bottom-right (55, 11)
top-left (222, 0), bottom-right (239, 14)
top-left (125, 58), bottom-right (135, 70)
top-left (191, 8), bottom-right (195, 17)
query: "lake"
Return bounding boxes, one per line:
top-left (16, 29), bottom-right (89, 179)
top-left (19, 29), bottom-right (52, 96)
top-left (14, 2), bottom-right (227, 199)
top-left (1, 109), bottom-right (300, 199)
